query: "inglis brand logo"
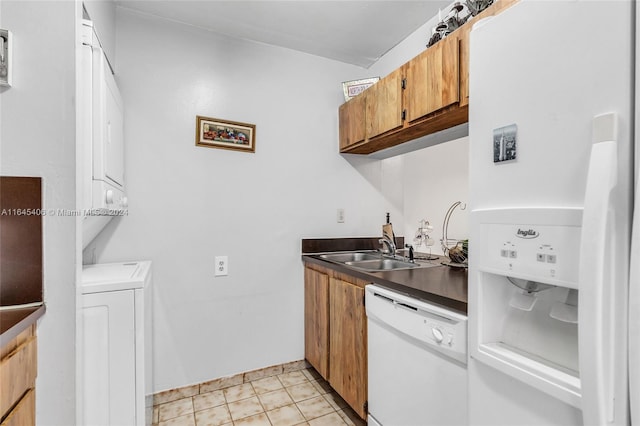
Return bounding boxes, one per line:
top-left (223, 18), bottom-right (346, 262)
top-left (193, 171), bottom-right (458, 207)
top-left (516, 228), bottom-right (539, 239)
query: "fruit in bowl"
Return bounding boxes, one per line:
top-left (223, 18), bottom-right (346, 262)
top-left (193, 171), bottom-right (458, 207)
top-left (448, 239), bottom-right (468, 264)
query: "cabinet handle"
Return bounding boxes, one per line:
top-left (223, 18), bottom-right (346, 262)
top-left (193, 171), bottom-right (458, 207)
top-left (401, 110), bottom-right (406, 121)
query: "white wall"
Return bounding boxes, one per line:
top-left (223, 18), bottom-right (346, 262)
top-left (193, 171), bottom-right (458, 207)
top-left (0, 1), bottom-right (79, 424)
top-left (367, 11), bottom-right (441, 77)
top-left (90, 8), bottom-right (403, 393)
top-left (401, 137), bottom-right (470, 256)
top-left (83, 0), bottom-right (116, 69)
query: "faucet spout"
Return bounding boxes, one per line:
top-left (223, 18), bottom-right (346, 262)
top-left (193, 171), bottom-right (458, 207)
top-left (379, 235), bottom-right (396, 257)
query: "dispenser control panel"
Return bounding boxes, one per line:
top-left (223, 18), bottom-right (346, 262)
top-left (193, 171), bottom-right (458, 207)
top-left (473, 208), bottom-right (582, 289)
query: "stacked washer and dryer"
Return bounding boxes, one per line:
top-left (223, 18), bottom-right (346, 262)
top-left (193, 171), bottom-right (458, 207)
top-left (79, 19), bottom-right (153, 426)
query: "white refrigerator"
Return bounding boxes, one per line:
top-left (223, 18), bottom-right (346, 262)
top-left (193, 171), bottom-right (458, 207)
top-left (467, 1), bottom-right (637, 425)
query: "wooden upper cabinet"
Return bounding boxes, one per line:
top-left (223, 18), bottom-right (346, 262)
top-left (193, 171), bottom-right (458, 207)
top-left (366, 68), bottom-right (403, 139)
top-left (338, 93), bottom-right (366, 150)
top-left (329, 278), bottom-right (367, 419)
top-left (404, 33), bottom-right (459, 123)
top-left (337, 0), bottom-right (518, 155)
top-left (458, 26), bottom-right (471, 107)
top-left (304, 267), bottom-right (330, 379)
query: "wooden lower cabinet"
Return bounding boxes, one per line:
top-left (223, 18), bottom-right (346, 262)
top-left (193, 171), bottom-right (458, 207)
top-left (1, 390), bottom-right (35, 426)
top-left (304, 267), bottom-right (330, 379)
top-left (328, 278), bottom-right (367, 419)
top-left (304, 265), bottom-right (368, 420)
top-left (0, 325), bottom-right (37, 426)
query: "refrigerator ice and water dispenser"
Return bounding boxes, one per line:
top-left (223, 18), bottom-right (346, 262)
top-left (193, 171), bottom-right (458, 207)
top-left (470, 208), bottom-right (583, 407)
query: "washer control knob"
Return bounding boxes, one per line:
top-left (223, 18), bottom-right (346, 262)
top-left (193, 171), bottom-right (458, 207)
top-left (121, 196), bottom-right (128, 208)
top-left (105, 189), bottom-right (114, 205)
top-left (432, 327), bottom-right (444, 343)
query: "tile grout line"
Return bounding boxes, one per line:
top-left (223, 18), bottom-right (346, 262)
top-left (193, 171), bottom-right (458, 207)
top-left (154, 366), bottom-right (361, 426)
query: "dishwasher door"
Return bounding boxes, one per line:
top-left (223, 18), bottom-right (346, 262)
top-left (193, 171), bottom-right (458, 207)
top-left (366, 284), bottom-right (468, 426)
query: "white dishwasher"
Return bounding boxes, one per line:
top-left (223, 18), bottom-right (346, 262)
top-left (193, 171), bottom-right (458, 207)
top-left (366, 284), bottom-right (468, 426)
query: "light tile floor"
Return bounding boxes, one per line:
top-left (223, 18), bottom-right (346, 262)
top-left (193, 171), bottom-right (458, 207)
top-left (153, 368), bottom-right (367, 426)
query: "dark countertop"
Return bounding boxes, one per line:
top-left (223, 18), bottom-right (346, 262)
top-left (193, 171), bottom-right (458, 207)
top-left (302, 253), bottom-right (468, 315)
top-left (0, 304), bottom-right (45, 347)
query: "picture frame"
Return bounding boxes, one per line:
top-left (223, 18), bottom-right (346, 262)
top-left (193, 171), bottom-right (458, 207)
top-left (195, 116), bottom-right (256, 153)
top-left (342, 77), bottom-right (380, 102)
top-left (493, 123), bottom-right (517, 163)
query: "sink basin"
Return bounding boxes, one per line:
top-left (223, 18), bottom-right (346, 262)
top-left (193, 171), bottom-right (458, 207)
top-left (315, 251), bottom-right (440, 271)
top-left (345, 258), bottom-right (422, 271)
top-left (318, 252), bottom-right (381, 262)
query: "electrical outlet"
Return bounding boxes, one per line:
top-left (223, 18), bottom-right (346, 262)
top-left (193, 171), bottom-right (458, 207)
top-left (337, 208), bottom-right (345, 223)
top-left (215, 256), bottom-right (228, 276)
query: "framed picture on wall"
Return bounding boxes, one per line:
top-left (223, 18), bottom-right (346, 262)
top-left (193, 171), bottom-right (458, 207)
top-left (195, 116), bottom-right (256, 153)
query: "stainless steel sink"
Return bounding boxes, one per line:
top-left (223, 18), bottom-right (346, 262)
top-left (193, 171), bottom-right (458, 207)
top-left (316, 251), bottom-right (441, 271)
top-left (345, 258), bottom-right (422, 271)
top-left (318, 251), bottom-right (381, 262)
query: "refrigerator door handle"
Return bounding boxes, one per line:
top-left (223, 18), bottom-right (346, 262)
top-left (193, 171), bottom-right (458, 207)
top-left (630, 188), bottom-right (640, 425)
top-left (578, 135), bottom-right (618, 425)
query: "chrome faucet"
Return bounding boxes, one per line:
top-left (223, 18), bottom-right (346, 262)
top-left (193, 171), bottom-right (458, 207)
top-left (379, 235), bottom-right (396, 257)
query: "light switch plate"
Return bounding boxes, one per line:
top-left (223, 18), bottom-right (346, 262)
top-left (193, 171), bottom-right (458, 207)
top-left (0, 29), bottom-right (12, 87)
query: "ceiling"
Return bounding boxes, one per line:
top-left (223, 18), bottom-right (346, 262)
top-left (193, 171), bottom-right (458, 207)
top-left (115, 0), bottom-right (451, 68)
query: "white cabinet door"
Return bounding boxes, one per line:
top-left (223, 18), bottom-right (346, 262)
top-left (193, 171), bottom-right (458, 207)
top-left (82, 290), bottom-right (136, 426)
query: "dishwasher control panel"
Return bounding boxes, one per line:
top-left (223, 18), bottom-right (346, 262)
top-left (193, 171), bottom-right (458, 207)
top-left (427, 321), bottom-right (456, 347)
top-left (365, 284), bottom-right (468, 364)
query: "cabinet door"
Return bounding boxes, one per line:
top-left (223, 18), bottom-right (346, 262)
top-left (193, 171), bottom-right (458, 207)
top-left (366, 68), bottom-right (403, 139)
top-left (82, 290), bottom-right (136, 426)
top-left (329, 278), bottom-right (367, 419)
top-left (1, 389), bottom-right (35, 426)
top-left (458, 27), bottom-right (471, 108)
top-left (338, 94), bottom-right (366, 151)
top-left (304, 268), bottom-right (330, 379)
top-left (404, 34), bottom-right (459, 122)
top-left (0, 329), bottom-right (36, 419)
